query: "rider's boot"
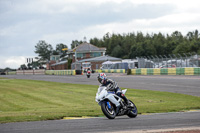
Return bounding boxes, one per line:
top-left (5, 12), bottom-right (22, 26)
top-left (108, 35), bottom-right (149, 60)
top-left (121, 94), bottom-right (131, 107)
top-left (115, 105), bottom-right (121, 115)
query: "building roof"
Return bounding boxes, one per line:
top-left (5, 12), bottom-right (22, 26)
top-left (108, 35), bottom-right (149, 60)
top-left (76, 55), bottom-right (122, 63)
top-left (51, 60), bottom-right (68, 66)
top-left (71, 43), bottom-right (106, 53)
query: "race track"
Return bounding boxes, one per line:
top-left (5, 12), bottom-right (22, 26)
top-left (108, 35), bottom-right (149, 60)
top-left (2, 74), bottom-right (200, 96)
top-left (0, 74), bottom-right (200, 133)
top-left (1, 111), bottom-right (200, 133)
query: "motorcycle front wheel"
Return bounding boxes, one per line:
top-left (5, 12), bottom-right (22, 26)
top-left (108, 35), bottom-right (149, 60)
top-left (101, 101), bottom-right (116, 119)
top-left (127, 100), bottom-right (137, 118)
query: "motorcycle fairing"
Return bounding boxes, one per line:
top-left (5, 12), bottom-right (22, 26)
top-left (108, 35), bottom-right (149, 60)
top-left (104, 93), bottom-right (121, 107)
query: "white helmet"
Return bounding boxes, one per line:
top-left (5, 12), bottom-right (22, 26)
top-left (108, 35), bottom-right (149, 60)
top-left (97, 73), bottom-right (107, 84)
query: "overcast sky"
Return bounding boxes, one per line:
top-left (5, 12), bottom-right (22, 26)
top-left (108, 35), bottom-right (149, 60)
top-left (0, 0), bottom-right (200, 69)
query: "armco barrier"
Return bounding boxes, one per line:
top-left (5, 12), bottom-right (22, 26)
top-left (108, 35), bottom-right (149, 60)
top-left (95, 69), bottom-right (125, 73)
top-left (45, 70), bottom-right (76, 75)
top-left (130, 67), bottom-right (200, 75)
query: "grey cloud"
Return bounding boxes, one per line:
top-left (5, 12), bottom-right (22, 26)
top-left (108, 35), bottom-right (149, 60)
top-left (60, 2), bottom-right (176, 26)
top-left (1, 1), bottom-right (176, 32)
top-left (0, 0), bottom-right (177, 57)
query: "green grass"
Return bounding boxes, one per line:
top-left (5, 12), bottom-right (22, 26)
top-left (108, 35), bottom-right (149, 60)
top-left (0, 79), bottom-right (200, 123)
top-left (0, 77), bottom-right (7, 79)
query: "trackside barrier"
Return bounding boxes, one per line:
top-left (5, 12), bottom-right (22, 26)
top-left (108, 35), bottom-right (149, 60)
top-left (130, 67), bottom-right (200, 75)
top-left (7, 71), bottom-right (16, 75)
top-left (45, 70), bottom-right (76, 75)
top-left (16, 69), bottom-right (45, 75)
top-left (95, 69), bottom-right (125, 73)
top-left (95, 69), bottom-right (102, 73)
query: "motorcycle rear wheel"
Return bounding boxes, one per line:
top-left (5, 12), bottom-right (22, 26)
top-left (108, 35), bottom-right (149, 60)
top-left (127, 100), bottom-right (137, 118)
top-left (101, 101), bottom-right (116, 119)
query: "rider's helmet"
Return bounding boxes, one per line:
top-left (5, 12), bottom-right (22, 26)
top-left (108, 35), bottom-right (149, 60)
top-left (97, 73), bottom-right (107, 84)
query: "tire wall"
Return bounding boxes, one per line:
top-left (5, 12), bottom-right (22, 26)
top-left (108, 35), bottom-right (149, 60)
top-left (95, 69), bottom-right (125, 73)
top-left (45, 70), bottom-right (76, 75)
top-left (130, 67), bottom-right (200, 75)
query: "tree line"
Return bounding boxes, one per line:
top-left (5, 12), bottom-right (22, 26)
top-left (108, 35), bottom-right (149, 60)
top-left (19, 30), bottom-right (200, 69)
top-left (34, 41), bottom-right (68, 62)
top-left (72, 30), bottom-right (200, 59)
top-left (19, 41), bottom-right (69, 69)
top-left (35, 29), bottom-right (200, 62)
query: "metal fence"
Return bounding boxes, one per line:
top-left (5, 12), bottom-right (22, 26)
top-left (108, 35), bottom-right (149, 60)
top-left (71, 53), bottom-right (200, 70)
top-left (137, 53), bottom-right (200, 68)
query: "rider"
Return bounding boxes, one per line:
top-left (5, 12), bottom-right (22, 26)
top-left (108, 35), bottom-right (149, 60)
top-left (87, 68), bottom-right (91, 72)
top-left (97, 73), bottom-right (130, 114)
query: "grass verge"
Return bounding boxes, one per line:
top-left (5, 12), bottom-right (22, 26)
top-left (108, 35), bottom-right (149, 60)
top-left (0, 79), bottom-right (200, 123)
top-left (0, 77), bottom-right (7, 79)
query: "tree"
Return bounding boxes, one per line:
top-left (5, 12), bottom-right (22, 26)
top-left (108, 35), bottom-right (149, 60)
top-left (173, 42), bottom-right (190, 54)
top-left (56, 43), bottom-right (68, 57)
top-left (68, 59), bottom-right (72, 69)
top-left (71, 40), bottom-right (82, 49)
top-left (20, 64), bottom-right (27, 70)
top-left (129, 43), bottom-right (145, 58)
top-left (27, 61), bottom-right (41, 69)
top-left (90, 37), bottom-right (101, 47)
top-left (71, 30), bottom-right (200, 59)
top-left (111, 45), bottom-right (123, 58)
top-left (35, 40), bottom-right (53, 62)
top-left (152, 33), bottom-right (166, 55)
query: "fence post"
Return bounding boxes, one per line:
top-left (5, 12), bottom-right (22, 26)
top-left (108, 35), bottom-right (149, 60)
top-left (198, 54), bottom-right (199, 67)
top-left (178, 54), bottom-right (182, 67)
top-left (151, 56), bottom-right (155, 68)
top-left (188, 53), bottom-right (193, 67)
top-left (155, 55), bottom-right (159, 68)
top-left (159, 55), bottom-right (163, 67)
top-left (169, 54), bottom-right (173, 67)
top-left (183, 53), bottom-right (188, 67)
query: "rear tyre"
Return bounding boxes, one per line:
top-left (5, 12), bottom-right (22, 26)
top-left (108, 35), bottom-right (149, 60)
top-left (127, 100), bottom-right (137, 118)
top-left (101, 101), bottom-right (116, 119)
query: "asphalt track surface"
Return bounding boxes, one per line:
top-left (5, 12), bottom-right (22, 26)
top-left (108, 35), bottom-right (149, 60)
top-left (0, 74), bottom-right (200, 133)
top-left (2, 74), bottom-right (200, 96)
top-left (1, 111), bottom-right (200, 133)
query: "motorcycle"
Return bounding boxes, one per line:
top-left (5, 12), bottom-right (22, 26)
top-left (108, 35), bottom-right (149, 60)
top-left (86, 70), bottom-right (91, 78)
top-left (95, 86), bottom-right (137, 119)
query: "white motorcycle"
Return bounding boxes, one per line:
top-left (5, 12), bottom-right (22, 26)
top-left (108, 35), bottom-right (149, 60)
top-left (86, 70), bottom-right (91, 78)
top-left (95, 86), bottom-right (137, 119)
